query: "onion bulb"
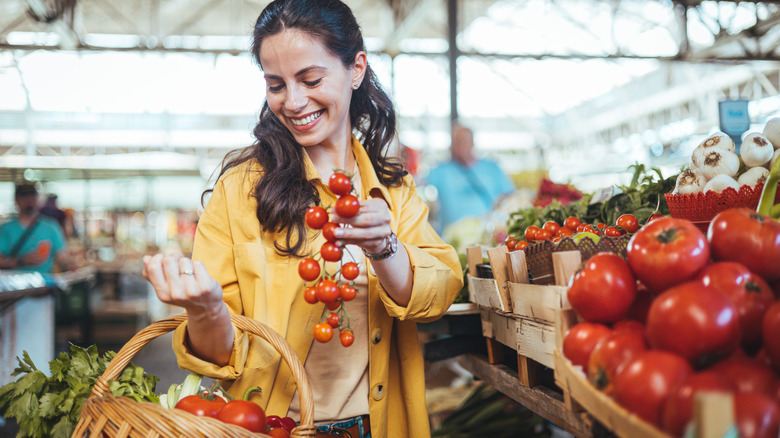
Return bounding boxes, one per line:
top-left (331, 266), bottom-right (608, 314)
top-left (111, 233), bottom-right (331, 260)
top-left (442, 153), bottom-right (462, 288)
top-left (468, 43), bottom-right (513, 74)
top-left (741, 132), bottom-right (773, 168)
top-left (762, 117), bottom-right (780, 150)
top-left (673, 168), bottom-right (706, 195)
top-left (737, 166), bottom-right (769, 187)
top-left (703, 174), bottom-right (740, 194)
top-left (691, 132), bottom-right (735, 168)
top-left (697, 148), bottom-right (740, 180)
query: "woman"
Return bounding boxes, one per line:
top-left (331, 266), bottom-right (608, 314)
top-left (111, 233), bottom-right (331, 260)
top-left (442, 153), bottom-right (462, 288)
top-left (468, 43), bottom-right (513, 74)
top-left (142, 0), bottom-right (463, 436)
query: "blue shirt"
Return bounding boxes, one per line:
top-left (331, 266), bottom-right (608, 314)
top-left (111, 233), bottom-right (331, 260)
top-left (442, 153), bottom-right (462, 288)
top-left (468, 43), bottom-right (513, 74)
top-left (0, 216), bottom-right (66, 273)
top-left (426, 159), bottom-right (515, 231)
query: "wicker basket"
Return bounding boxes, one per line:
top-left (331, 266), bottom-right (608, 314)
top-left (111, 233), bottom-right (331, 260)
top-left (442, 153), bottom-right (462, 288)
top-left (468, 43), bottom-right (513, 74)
top-left (71, 313), bottom-right (317, 438)
top-left (526, 235), bottom-right (631, 285)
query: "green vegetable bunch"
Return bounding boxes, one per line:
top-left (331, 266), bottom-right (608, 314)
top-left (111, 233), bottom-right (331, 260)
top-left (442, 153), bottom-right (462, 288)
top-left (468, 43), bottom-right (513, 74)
top-left (507, 163), bottom-right (676, 237)
top-left (0, 345), bottom-right (159, 438)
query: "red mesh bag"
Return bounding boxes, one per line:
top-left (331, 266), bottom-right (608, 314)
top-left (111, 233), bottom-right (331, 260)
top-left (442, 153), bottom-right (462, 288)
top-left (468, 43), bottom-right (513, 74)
top-left (664, 182), bottom-right (779, 233)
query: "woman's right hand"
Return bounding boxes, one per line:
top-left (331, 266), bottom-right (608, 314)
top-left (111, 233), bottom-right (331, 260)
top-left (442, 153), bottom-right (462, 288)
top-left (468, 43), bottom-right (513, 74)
top-left (142, 252), bottom-right (224, 313)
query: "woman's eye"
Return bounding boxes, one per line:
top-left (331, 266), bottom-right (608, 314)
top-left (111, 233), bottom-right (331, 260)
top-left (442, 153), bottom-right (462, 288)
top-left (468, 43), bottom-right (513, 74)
top-left (304, 79), bottom-right (322, 87)
top-left (268, 84), bottom-right (283, 92)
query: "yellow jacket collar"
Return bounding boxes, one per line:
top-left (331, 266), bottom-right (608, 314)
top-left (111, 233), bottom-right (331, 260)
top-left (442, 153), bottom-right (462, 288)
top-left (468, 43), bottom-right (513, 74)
top-left (302, 135), bottom-right (395, 211)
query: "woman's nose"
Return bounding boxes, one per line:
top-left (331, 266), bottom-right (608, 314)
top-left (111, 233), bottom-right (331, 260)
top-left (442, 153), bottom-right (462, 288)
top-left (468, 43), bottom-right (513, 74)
top-left (285, 85), bottom-right (307, 111)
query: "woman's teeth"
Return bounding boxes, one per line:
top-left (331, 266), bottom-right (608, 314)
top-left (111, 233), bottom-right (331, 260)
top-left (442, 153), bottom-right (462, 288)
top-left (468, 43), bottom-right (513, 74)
top-left (291, 111), bottom-right (322, 126)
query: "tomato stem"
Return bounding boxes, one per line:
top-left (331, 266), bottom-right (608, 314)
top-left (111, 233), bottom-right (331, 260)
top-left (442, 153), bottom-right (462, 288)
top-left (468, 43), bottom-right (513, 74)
top-left (242, 386), bottom-right (262, 401)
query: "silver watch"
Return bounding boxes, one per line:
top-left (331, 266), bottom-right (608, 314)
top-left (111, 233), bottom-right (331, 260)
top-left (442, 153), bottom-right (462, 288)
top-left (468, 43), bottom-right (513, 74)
top-left (362, 232), bottom-right (398, 261)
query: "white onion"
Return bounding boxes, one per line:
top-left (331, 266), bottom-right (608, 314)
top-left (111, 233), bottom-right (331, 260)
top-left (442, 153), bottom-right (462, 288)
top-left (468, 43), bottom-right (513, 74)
top-left (697, 148), bottom-right (740, 180)
top-left (737, 166), bottom-right (769, 187)
top-left (741, 132), bottom-right (774, 168)
top-left (703, 174), bottom-right (740, 194)
top-left (762, 117), bottom-right (780, 150)
top-left (673, 168), bottom-right (706, 195)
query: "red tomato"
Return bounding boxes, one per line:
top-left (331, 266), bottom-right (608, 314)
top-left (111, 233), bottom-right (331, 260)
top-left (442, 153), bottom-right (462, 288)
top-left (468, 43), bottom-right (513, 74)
top-left (267, 428), bottom-right (290, 438)
top-left (580, 225), bottom-right (599, 235)
top-left (304, 206), bottom-right (328, 229)
top-left (626, 217), bottom-right (710, 294)
top-left (646, 213), bottom-right (664, 224)
top-left (596, 222), bottom-right (607, 231)
top-left (341, 262), bottom-right (359, 280)
top-left (313, 322), bottom-right (334, 343)
top-left (710, 357), bottom-right (779, 396)
top-left (320, 242), bottom-right (342, 262)
top-left (626, 284), bottom-right (654, 324)
top-left (535, 228), bottom-right (553, 241)
top-left (556, 226), bottom-right (574, 238)
top-left (175, 394), bottom-right (226, 418)
top-left (542, 221), bottom-right (561, 235)
top-left (708, 208), bottom-right (780, 283)
top-left (613, 350), bottom-right (693, 426)
top-left (734, 392), bottom-right (780, 438)
top-left (339, 283), bottom-right (357, 301)
top-left (281, 417), bottom-right (297, 432)
top-left (646, 281), bottom-right (741, 368)
top-left (568, 253), bottom-right (637, 323)
top-left (575, 223), bottom-right (588, 233)
top-left (322, 222), bottom-right (340, 242)
top-left (326, 300), bottom-right (341, 311)
top-left (616, 214), bottom-right (639, 234)
top-left (588, 331), bottom-right (647, 395)
top-left (514, 240), bottom-right (529, 251)
top-left (216, 400), bottom-right (268, 432)
top-left (661, 371), bottom-right (736, 437)
top-left (335, 195), bottom-right (360, 218)
top-left (524, 226), bottom-right (541, 242)
top-left (326, 312), bottom-right (340, 328)
top-left (328, 172), bottom-right (352, 196)
top-left (303, 286), bottom-right (318, 304)
top-left (698, 262), bottom-right (775, 353)
top-left (564, 216), bottom-right (581, 230)
top-left (267, 415), bottom-right (284, 429)
top-left (612, 319), bottom-right (645, 338)
top-left (297, 258), bottom-right (321, 282)
top-left (562, 322), bottom-right (612, 374)
top-left (504, 237), bottom-right (518, 251)
top-left (316, 279), bottom-right (339, 303)
top-left (340, 328), bottom-right (355, 347)
top-left (604, 226), bottom-right (623, 237)
top-left (763, 302), bottom-right (780, 373)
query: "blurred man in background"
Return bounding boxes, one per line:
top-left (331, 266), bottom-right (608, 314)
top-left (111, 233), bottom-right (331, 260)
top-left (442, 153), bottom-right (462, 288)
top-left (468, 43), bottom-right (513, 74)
top-left (426, 124), bottom-right (516, 233)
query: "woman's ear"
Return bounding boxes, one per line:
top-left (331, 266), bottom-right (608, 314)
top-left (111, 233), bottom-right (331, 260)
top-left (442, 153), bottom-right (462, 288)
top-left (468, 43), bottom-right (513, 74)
top-left (352, 51), bottom-right (367, 88)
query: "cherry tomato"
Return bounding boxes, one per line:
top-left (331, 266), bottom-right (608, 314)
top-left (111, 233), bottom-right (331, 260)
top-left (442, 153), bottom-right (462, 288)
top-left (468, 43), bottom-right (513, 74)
top-left (646, 281), bottom-right (740, 368)
top-left (313, 322), bottom-right (334, 343)
top-left (340, 328), bottom-right (355, 347)
top-left (536, 228), bottom-right (553, 241)
top-left (316, 279), bottom-right (339, 303)
top-left (267, 415), bottom-right (284, 429)
top-left (504, 238), bottom-right (518, 251)
top-left (341, 262), bottom-right (359, 280)
top-left (568, 253), bottom-right (637, 323)
top-left (596, 222), bottom-right (607, 231)
top-left (524, 226), bottom-right (541, 242)
top-left (322, 222), bottom-right (340, 242)
top-left (604, 226), bottom-right (623, 237)
top-left (698, 262), bottom-right (775, 353)
top-left (581, 225), bottom-right (599, 235)
top-left (298, 258), bottom-right (320, 282)
top-left (646, 213), bottom-right (664, 224)
top-left (328, 172), bottom-right (352, 196)
top-left (304, 206), bottom-right (328, 229)
top-left (175, 394), bottom-right (226, 418)
top-left (281, 417), bottom-right (297, 432)
top-left (556, 226), bottom-right (574, 238)
top-left (514, 240), bottom-right (529, 251)
top-left (562, 322), bottom-right (612, 374)
top-left (734, 392), bottom-right (780, 438)
top-left (763, 302), bottom-right (780, 373)
top-left (627, 217), bottom-right (710, 294)
top-left (588, 331), bottom-right (647, 396)
top-left (215, 399), bottom-right (267, 432)
top-left (542, 221), bottom-right (560, 235)
top-left (709, 357), bottom-right (779, 396)
top-left (267, 428), bottom-right (291, 438)
top-left (326, 300), bottom-right (341, 310)
top-left (320, 242), bottom-right (342, 262)
top-left (576, 223), bottom-right (588, 233)
top-left (708, 208), bottom-right (780, 283)
top-left (339, 283), bottom-right (357, 301)
top-left (326, 312), bottom-right (340, 328)
top-left (564, 216), bottom-right (581, 230)
top-left (616, 214), bottom-right (639, 233)
top-left (613, 350), bottom-right (693, 426)
top-left (303, 286), bottom-right (318, 304)
top-left (661, 371), bottom-right (736, 437)
top-left (335, 195), bottom-right (360, 218)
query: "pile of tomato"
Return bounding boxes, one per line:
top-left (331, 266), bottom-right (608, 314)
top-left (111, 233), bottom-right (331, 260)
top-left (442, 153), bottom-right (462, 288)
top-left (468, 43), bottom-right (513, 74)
top-left (562, 208), bottom-right (780, 438)
top-left (298, 171), bottom-right (360, 347)
top-left (175, 387), bottom-right (296, 437)
top-left (504, 213), bottom-right (663, 251)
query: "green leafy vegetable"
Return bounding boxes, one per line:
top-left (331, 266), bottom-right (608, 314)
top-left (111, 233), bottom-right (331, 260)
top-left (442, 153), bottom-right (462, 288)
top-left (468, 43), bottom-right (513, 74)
top-left (0, 345), bottom-right (159, 438)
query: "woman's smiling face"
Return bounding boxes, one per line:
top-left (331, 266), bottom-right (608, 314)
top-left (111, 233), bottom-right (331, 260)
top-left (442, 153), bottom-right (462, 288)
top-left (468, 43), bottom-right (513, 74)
top-left (259, 29), bottom-right (365, 150)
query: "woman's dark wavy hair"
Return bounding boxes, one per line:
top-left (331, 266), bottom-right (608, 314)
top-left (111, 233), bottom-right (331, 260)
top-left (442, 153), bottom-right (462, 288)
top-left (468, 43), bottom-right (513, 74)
top-left (208, 0), bottom-right (405, 257)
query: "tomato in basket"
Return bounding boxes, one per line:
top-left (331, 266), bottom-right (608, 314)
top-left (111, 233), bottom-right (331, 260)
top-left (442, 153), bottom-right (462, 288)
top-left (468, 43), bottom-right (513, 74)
top-left (175, 394), bottom-right (226, 417)
top-left (215, 387), bottom-right (268, 433)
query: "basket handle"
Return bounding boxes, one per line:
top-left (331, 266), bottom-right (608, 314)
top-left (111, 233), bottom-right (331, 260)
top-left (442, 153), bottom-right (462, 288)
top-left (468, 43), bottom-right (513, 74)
top-left (88, 313), bottom-right (315, 430)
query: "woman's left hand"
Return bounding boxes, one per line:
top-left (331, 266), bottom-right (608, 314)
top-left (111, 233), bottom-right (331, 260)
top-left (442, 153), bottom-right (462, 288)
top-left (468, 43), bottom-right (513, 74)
top-left (329, 198), bottom-right (391, 254)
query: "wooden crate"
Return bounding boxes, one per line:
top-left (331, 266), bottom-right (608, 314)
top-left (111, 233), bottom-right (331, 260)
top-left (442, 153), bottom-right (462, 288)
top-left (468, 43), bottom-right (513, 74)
top-left (553, 308), bottom-right (736, 438)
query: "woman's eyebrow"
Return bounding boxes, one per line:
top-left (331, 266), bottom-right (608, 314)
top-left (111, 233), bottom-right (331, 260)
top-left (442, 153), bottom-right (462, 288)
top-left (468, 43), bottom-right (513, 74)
top-left (264, 66), bottom-right (327, 81)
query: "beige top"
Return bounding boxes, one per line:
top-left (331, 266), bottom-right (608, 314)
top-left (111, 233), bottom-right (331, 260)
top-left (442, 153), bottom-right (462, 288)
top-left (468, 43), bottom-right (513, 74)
top-left (288, 167), bottom-right (370, 423)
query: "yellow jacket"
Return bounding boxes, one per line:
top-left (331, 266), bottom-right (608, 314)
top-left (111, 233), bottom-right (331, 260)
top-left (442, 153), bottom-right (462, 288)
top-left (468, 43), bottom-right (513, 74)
top-left (172, 137), bottom-right (464, 438)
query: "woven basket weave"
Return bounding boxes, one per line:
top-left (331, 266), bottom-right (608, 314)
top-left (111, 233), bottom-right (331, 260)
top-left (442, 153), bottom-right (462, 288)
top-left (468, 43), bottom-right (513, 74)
top-left (71, 313), bottom-right (317, 438)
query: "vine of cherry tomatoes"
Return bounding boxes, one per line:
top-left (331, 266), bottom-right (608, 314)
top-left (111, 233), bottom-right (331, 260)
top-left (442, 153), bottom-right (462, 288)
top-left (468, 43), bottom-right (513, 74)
top-left (299, 171), bottom-right (360, 348)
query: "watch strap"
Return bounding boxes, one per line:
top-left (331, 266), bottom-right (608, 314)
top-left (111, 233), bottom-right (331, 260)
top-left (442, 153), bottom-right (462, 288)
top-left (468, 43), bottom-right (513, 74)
top-left (362, 232), bottom-right (398, 261)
